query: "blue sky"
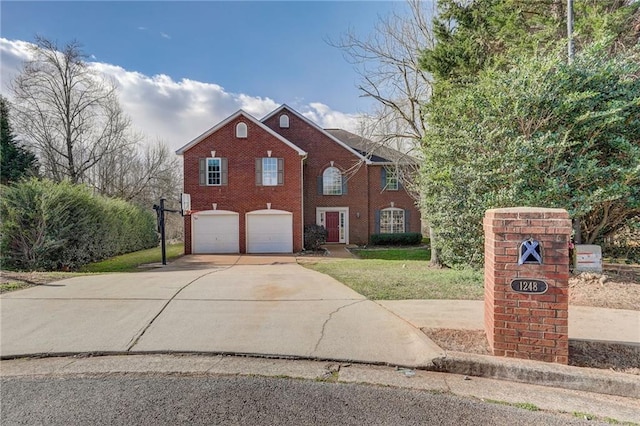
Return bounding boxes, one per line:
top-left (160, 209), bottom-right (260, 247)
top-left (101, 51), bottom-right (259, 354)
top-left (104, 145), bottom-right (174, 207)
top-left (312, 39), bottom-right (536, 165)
top-left (1, 1), bottom-right (426, 149)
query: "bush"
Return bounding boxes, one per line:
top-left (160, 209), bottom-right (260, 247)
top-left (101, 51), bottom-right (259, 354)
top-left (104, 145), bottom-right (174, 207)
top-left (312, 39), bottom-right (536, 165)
top-left (304, 224), bottom-right (327, 251)
top-left (0, 178), bottom-right (158, 270)
top-left (370, 233), bottom-right (423, 246)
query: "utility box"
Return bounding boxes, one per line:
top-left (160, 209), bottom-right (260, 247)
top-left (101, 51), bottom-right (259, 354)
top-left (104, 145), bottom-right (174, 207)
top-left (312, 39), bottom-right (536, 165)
top-left (574, 244), bottom-right (603, 273)
top-left (483, 207), bottom-right (572, 364)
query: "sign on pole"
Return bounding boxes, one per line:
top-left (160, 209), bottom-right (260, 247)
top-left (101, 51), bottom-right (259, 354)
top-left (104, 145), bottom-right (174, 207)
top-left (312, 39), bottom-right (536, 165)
top-left (181, 193), bottom-right (191, 216)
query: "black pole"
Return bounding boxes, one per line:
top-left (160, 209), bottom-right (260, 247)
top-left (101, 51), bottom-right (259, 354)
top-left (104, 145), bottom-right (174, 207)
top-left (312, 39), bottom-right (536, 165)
top-left (160, 197), bottom-right (167, 265)
top-left (567, 0), bottom-right (574, 63)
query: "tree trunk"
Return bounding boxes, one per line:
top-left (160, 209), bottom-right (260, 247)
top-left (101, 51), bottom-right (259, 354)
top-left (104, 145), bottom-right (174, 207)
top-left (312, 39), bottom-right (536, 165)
top-left (573, 217), bottom-right (582, 244)
top-left (429, 226), bottom-right (441, 267)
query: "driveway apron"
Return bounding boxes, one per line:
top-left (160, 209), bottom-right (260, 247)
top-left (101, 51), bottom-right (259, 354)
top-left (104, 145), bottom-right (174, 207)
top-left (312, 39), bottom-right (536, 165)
top-left (1, 256), bottom-right (443, 367)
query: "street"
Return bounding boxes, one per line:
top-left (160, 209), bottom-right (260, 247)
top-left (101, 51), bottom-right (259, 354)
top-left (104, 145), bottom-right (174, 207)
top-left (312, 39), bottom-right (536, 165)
top-left (1, 374), bottom-right (592, 425)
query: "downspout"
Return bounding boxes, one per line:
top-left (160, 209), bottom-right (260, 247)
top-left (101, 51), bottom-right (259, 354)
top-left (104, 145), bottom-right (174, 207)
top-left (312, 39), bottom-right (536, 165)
top-left (301, 154), bottom-right (307, 251)
top-left (367, 160), bottom-right (371, 245)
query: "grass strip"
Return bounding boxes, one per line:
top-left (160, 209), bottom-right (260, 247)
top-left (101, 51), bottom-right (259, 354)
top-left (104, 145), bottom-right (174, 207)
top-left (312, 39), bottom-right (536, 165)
top-left (351, 247), bottom-right (431, 261)
top-left (80, 243), bottom-right (184, 273)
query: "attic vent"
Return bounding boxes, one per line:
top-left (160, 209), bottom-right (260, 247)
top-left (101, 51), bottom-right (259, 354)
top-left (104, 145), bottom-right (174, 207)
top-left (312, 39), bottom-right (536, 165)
top-left (236, 122), bottom-right (248, 138)
top-left (279, 114), bottom-right (290, 128)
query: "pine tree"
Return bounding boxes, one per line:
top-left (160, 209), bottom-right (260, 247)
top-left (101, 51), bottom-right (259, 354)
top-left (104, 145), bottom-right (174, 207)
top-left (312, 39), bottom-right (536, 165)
top-left (0, 96), bottom-right (39, 185)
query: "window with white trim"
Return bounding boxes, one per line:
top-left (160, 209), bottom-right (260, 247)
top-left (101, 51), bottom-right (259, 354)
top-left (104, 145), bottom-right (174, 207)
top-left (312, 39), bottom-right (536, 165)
top-left (255, 157), bottom-right (283, 186)
top-left (380, 208), bottom-right (405, 233)
top-left (236, 122), bottom-right (248, 138)
top-left (262, 157), bottom-right (278, 186)
top-left (279, 114), bottom-right (289, 128)
top-left (323, 167), bottom-right (342, 195)
top-left (385, 167), bottom-right (399, 191)
top-left (206, 157), bottom-right (222, 185)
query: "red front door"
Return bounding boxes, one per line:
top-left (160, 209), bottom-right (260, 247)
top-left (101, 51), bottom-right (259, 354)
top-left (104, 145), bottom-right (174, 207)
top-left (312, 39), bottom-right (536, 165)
top-left (325, 212), bottom-right (340, 243)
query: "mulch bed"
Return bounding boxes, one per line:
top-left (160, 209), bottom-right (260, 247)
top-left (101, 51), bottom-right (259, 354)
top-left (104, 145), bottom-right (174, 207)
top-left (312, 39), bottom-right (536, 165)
top-left (423, 328), bottom-right (640, 375)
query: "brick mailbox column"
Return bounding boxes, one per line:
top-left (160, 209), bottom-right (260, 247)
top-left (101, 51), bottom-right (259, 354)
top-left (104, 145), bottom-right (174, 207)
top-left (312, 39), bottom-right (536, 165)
top-left (484, 207), bottom-right (572, 364)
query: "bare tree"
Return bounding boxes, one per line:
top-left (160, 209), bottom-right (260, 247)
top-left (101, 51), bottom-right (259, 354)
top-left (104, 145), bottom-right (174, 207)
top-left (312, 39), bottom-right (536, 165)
top-left (10, 36), bottom-right (134, 184)
top-left (330, 0), bottom-right (441, 265)
top-left (90, 139), bottom-right (180, 203)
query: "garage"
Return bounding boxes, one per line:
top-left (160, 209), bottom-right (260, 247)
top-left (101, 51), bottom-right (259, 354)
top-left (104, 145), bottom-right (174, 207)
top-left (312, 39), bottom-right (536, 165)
top-left (246, 209), bottom-right (293, 253)
top-left (192, 210), bottom-right (239, 253)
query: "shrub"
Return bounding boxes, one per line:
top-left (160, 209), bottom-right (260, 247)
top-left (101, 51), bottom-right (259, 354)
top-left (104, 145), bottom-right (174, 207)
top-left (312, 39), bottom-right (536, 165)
top-left (304, 224), bottom-right (327, 251)
top-left (370, 233), bottom-right (423, 246)
top-left (0, 178), bottom-right (158, 270)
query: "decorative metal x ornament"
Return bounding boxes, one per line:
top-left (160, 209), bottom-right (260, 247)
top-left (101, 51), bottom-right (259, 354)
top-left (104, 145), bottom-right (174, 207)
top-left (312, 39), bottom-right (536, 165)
top-left (519, 239), bottom-right (542, 265)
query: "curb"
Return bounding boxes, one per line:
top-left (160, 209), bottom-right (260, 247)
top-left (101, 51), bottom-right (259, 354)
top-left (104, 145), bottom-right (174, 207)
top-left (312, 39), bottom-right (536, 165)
top-left (3, 349), bottom-right (638, 400)
top-left (431, 351), bottom-right (640, 399)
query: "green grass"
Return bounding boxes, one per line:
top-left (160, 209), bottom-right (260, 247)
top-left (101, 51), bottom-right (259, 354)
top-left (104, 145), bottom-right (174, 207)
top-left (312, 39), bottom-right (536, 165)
top-left (302, 259), bottom-right (483, 300)
top-left (80, 243), bottom-right (184, 273)
top-left (0, 282), bottom-right (33, 293)
top-left (484, 399), bottom-right (540, 412)
top-left (352, 247), bottom-right (431, 261)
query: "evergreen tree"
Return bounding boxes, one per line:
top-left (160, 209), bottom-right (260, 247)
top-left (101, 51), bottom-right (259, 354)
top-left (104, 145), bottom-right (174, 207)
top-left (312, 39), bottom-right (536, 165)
top-left (418, 0), bottom-right (640, 267)
top-left (0, 96), bottom-right (38, 185)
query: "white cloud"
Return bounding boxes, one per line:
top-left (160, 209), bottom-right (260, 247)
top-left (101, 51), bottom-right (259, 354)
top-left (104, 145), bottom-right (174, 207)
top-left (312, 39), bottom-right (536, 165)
top-left (0, 38), bottom-right (361, 152)
top-left (302, 102), bottom-right (361, 131)
top-left (160, 32), bottom-right (171, 39)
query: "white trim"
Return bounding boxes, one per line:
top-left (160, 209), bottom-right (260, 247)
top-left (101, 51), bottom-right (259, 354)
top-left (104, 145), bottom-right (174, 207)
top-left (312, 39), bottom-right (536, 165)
top-left (205, 157), bottom-right (222, 186)
top-left (176, 109), bottom-right (307, 156)
top-left (380, 207), bottom-right (405, 234)
top-left (235, 122), bottom-right (248, 138)
top-left (316, 207), bottom-right (349, 244)
top-left (322, 166), bottom-right (342, 195)
top-left (261, 105), bottom-right (371, 164)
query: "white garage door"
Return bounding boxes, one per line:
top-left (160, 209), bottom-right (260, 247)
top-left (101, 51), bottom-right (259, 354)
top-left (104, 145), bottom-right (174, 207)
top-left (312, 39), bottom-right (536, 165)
top-left (246, 209), bottom-right (293, 253)
top-left (192, 210), bottom-right (239, 254)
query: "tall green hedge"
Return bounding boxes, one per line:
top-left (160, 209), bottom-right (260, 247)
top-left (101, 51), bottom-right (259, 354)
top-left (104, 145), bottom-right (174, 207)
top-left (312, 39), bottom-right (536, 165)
top-left (1, 178), bottom-right (158, 270)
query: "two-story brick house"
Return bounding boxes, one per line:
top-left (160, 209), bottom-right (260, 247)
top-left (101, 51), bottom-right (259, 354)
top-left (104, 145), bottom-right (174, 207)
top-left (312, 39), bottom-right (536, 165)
top-left (176, 105), bottom-right (420, 254)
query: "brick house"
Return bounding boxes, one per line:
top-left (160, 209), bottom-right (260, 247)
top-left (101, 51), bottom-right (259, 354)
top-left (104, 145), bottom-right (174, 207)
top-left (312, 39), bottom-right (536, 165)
top-left (176, 105), bottom-right (420, 254)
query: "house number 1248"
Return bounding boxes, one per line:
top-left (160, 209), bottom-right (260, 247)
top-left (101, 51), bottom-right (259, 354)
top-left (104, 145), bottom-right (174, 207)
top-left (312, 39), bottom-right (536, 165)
top-left (510, 279), bottom-right (548, 295)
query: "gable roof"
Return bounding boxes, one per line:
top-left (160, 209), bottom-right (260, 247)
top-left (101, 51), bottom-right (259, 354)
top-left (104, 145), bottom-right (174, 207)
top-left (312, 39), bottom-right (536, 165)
top-left (175, 109), bottom-right (307, 156)
top-left (324, 129), bottom-right (419, 165)
top-left (261, 105), bottom-right (372, 165)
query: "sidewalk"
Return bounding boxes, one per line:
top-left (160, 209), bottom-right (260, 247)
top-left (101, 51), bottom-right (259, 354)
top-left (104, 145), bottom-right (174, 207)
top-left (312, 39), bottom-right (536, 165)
top-left (378, 299), bottom-right (639, 399)
top-left (378, 300), bottom-right (640, 346)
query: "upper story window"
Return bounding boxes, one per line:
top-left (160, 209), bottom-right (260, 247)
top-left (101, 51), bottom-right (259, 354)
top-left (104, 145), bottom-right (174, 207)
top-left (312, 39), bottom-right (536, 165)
top-left (380, 207), bottom-right (405, 233)
top-left (279, 114), bottom-right (290, 128)
top-left (322, 167), bottom-right (343, 195)
top-left (199, 157), bottom-right (228, 186)
top-left (236, 122), bottom-right (248, 138)
top-left (255, 157), bottom-right (284, 186)
top-left (262, 157), bottom-right (278, 186)
top-left (384, 167), bottom-right (399, 191)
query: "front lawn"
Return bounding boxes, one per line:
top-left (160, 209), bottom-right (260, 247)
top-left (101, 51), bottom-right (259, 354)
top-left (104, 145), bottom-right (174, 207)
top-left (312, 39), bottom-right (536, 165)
top-left (302, 259), bottom-right (483, 300)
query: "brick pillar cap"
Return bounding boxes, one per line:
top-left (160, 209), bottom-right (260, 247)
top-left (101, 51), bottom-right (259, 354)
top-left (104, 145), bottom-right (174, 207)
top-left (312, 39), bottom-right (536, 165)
top-left (485, 207), bottom-right (569, 219)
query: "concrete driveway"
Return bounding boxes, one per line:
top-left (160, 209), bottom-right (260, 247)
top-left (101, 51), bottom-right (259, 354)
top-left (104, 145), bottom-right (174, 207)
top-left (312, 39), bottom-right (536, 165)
top-left (0, 255), bottom-right (443, 367)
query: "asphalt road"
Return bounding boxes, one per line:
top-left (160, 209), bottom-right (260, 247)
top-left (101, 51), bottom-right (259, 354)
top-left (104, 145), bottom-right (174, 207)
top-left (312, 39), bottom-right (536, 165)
top-left (1, 374), bottom-right (593, 425)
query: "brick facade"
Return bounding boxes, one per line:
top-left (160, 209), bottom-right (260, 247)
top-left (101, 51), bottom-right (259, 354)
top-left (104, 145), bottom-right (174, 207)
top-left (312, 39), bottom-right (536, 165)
top-left (182, 113), bottom-right (304, 254)
top-left (484, 207), bottom-right (571, 364)
top-left (179, 105), bottom-right (422, 253)
top-left (263, 106), bottom-right (420, 245)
